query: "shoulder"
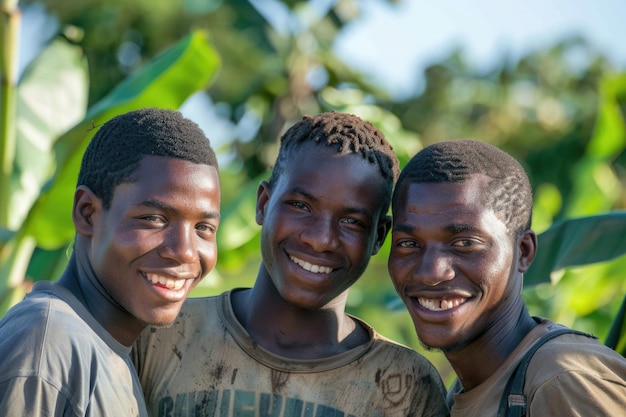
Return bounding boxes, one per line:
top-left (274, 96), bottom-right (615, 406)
top-left (180, 294), bottom-right (220, 312)
top-left (134, 293), bottom-right (222, 348)
top-left (355, 319), bottom-right (443, 376)
top-left (524, 325), bottom-right (626, 411)
top-left (529, 330), bottom-right (626, 378)
top-left (0, 289), bottom-right (83, 346)
top-left (0, 291), bottom-right (97, 393)
top-left (0, 376), bottom-right (76, 416)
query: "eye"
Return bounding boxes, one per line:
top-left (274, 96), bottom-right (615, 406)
top-left (196, 222), bottom-right (218, 234)
top-left (392, 237), bottom-right (419, 249)
top-left (138, 215), bottom-right (167, 227)
top-left (341, 217), bottom-right (365, 227)
top-left (288, 201), bottom-right (309, 211)
top-left (451, 238), bottom-right (483, 252)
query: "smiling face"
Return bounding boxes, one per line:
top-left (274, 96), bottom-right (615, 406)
top-left (78, 155), bottom-right (220, 327)
top-left (256, 143), bottom-right (390, 311)
top-left (388, 174), bottom-right (533, 352)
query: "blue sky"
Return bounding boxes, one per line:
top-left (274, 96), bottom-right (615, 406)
top-left (334, 0), bottom-right (626, 98)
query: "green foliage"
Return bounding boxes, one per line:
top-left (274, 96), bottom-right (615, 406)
top-left (521, 72), bottom-right (626, 355)
top-left (0, 28), bottom-right (220, 314)
top-left (526, 212), bottom-right (626, 286)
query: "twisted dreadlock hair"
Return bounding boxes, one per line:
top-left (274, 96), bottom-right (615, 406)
top-left (394, 139), bottom-right (532, 235)
top-left (269, 111), bottom-right (399, 213)
top-left (77, 107), bottom-right (218, 209)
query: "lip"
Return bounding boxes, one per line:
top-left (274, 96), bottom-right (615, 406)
top-left (285, 250), bottom-right (341, 286)
top-left (141, 271), bottom-right (197, 302)
top-left (405, 289), bottom-right (473, 320)
top-left (289, 254), bottom-right (336, 274)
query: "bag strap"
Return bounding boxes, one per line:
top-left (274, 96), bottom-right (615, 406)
top-left (496, 327), bottom-right (596, 417)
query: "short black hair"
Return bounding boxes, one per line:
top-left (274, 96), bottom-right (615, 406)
top-left (269, 111), bottom-right (399, 213)
top-left (77, 107), bottom-right (218, 209)
top-left (394, 139), bottom-right (532, 234)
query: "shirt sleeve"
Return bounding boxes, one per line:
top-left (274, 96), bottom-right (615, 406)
top-left (528, 370), bottom-right (626, 416)
top-left (0, 376), bottom-right (78, 417)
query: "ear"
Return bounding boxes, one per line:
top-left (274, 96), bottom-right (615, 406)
top-left (517, 229), bottom-right (537, 273)
top-left (371, 214), bottom-right (392, 255)
top-left (255, 180), bottom-right (271, 226)
top-left (73, 185), bottom-right (102, 237)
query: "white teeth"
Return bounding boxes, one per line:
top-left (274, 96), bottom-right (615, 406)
top-left (289, 256), bottom-right (332, 274)
top-left (418, 297), bottom-right (466, 311)
top-left (146, 274), bottom-right (186, 290)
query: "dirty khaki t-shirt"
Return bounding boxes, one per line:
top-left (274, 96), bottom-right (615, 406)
top-left (447, 317), bottom-right (626, 416)
top-left (132, 290), bottom-right (449, 417)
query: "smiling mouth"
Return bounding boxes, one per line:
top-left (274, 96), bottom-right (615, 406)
top-left (418, 297), bottom-right (467, 312)
top-left (145, 273), bottom-right (188, 291)
top-left (289, 255), bottom-right (333, 274)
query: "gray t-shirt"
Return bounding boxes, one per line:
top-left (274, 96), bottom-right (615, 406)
top-left (0, 281), bottom-right (148, 417)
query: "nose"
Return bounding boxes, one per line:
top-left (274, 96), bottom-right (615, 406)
top-left (160, 223), bottom-right (198, 264)
top-left (299, 215), bottom-right (340, 252)
top-left (415, 245), bottom-right (454, 286)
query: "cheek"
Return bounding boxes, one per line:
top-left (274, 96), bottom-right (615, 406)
top-left (479, 249), bottom-right (516, 295)
top-left (201, 241), bottom-right (219, 270)
top-left (388, 254), bottom-right (411, 281)
top-left (93, 229), bottom-right (159, 271)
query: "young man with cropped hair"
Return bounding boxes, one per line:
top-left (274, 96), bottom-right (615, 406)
top-left (0, 108), bottom-right (221, 417)
top-left (388, 139), bottom-right (626, 416)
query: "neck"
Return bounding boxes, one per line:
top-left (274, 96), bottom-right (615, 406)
top-left (231, 266), bottom-right (368, 359)
top-left (58, 248), bottom-right (145, 347)
top-left (445, 301), bottom-right (536, 391)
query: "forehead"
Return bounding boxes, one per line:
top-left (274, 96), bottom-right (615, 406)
top-left (275, 143), bottom-right (389, 204)
top-left (113, 155), bottom-right (220, 204)
top-left (281, 142), bottom-right (382, 181)
top-left (402, 176), bottom-right (486, 206)
top-left (393, 175), bottom-right (503, 228)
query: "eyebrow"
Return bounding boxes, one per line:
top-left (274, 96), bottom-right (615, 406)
top-left (287, 187), bottom-right (316, 201)
top-left (392, 223), bottom-right (480, 234)
top-left (287, 187), bottom-right (373, 218)
top-left (392, 223), bottom-right (414, 234)
top-left (139, 199), bottom-right (221, 219)
top-left (444, 223), bottom-right (480, 234)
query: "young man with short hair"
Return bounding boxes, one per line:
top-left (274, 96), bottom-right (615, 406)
top-left (0, 108), bottom-right (221, 417)
top-left (388, 139), bottom-right (626, 416)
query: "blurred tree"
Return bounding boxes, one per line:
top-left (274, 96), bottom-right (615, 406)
top-left (389, 38), bottom-right (623, 220)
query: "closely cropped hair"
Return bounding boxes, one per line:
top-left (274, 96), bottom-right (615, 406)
top-left (395, 139), bottom-right (532, 234)
top-left (269, 111), bottom-right (399, 212)
top-left (77, 108), bottom-right (218, 209)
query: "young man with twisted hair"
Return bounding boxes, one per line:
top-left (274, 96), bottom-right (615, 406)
top-left (388, 139), bottom-right (626, 416)
top-left (0, 108), bottom-right (221, 417)
top-left (133, 111), bottom-right (449, 417)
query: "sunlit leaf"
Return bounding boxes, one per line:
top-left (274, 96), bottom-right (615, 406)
top-left (217, 177), bottom-right (261, 251)
top-left (587, 74), bottom-right (626, 158)
top-left (526, 211), bottom-right (626, 286)
top-left (606, 294), bottom-right (626, 354)
top-left (0, 227), bottom-right (14, 245)
top-left (10, 39), bottom-right (88, 230)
